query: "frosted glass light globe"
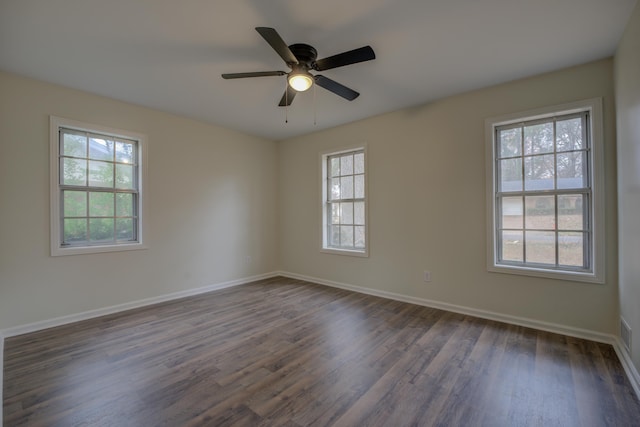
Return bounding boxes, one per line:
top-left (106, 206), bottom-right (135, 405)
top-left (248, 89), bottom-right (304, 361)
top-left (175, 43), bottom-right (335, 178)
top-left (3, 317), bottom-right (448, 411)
top-left (288, 74), bottom-right (313, 91)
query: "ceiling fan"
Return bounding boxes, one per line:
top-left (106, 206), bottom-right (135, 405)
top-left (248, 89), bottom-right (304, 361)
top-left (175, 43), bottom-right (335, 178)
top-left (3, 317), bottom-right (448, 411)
top-left (222, 27), bottom-right (376, 106)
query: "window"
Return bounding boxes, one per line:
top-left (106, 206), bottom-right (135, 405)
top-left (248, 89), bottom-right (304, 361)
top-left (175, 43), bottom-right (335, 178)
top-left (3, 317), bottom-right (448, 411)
top-left (485, 99), bottom-right (604, 283)
top-left (321, 147), bottom-right (368, 256)
top-left (50, 116), bottom-right (147, 256)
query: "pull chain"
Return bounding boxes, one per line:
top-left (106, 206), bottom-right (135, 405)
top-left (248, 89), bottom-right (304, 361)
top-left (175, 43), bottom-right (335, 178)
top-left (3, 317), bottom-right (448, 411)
top-left (285, 80), bottom-right (289, 124)
top-left (313, 82), bottom-right (317, 126)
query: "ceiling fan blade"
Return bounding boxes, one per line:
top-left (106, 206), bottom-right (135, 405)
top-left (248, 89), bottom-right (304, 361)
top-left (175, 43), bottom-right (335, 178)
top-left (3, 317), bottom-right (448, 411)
top-left (313, 46), bottom-right (375, 71)
top-left (313, 46), bottom-right (376, 71)
top-left (314, 75), bottom-right (360, 101)
top-left (255, 27), bottom-right (299, 65)
top-left (278, 86), bottom-right (297, 107)
top-left (221, 71), bottom-right (286, 79)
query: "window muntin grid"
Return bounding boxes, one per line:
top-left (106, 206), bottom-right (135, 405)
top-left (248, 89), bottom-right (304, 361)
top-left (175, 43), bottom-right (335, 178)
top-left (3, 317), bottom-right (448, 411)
top-left (495, 112), bottom-right (591, 271)
top-left (59, 128), bottom-right (140, 247)
top-left (325, 150), bottom-right (366, 251)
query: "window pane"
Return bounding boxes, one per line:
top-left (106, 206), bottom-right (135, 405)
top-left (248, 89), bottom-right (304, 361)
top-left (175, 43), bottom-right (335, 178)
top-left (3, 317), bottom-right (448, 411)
top-left (491, 108), bottom-right (595, 275)
top-left (115, 164), bottom-right (134, 189)
top-left (501, 230), bottom-right (523, 262)
top-left (63, 191), bottom-right (87, 217)
top-left (340, 225), bottom-right (354, 247)
top-left (324, 148), bottom-right (366, 253)
top-left (62, 158), bottom-right (87, 186)
top-left (499, 158), bottom-right (522, 192)
top-left (330, 158), bottom-right (340, 177)
top-left (89, 161), bottom-right (114, 187)
top-left (499, 127), bottom-right (521, 158)
top-left (89, 192), bottom-right (114, 217)
top-left (556, 118), bottom-right (583, 152)
top-left (330, 178), bottom-right (340, 200)
top-left (63, 133), bottom-right (86, 157)
top-left (501, 197), bottom-right (522, 229)
top-left (342, 202), bottom-right (353, 225)
top-left (64, 218), bottom-right (87, 244)
top-left (354, 201), bottom-right (365, 225)
top-left (330, 225), bottom-right (340, 246)
top-left (557, 152), bottom-right (586, 189)
top-left (116, 193), bottom-right (133, 217)
top-left (355, 226), bottom-right (365, 248)
top-left (116, 218), bottom-right (134, 241)
top-left (354, 153), bottom-right (364, 174)
top-left (525, 231), bottom-right (555, 265)
top-left (116, 141), bottom-right (135, 164)
top-left (329, 203), bottom-right (339, 224)
top-left (524, 122), bottom-right (553, 154)
top-left (89, 136), bottom-right (114, 161)
top-left (559, 232), bottom-right (584, 267)
top-left (525, 196), bottom-right (555, 230)
top-left (341, 176), bottom-right (353, 199)
top-left (558, 195), bottom-right (584, 230)
top-left (341, 155), bottom-right (353, 175)
top-left (524, 155), bottom-right (554, 191)
top-left (54, 121), bottom-right (143, 253)
top-left (89, 218), bottom-right (114, 242)
top-left (354, 175), bottom-right (365, 199)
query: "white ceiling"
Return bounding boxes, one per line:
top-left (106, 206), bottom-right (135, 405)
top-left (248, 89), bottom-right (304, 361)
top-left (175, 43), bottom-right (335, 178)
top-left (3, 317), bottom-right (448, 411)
top-left (0, 0), bottom-right (636, 140)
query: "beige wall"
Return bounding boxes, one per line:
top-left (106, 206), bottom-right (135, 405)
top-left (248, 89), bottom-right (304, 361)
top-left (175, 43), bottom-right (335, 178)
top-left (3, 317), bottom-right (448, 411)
top-left (615, 1), bottom-right (640, 372)
top-left (0, 57), bottom-right (622, 337)
top-left (279, 58), bottom-right (618, 334)
top-left (0, 71), bottom-right (279, 330)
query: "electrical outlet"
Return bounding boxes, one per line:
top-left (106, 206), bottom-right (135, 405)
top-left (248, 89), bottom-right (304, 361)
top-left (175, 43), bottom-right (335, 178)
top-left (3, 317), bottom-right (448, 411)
top-left (423, 270), bottom-right (432, 282)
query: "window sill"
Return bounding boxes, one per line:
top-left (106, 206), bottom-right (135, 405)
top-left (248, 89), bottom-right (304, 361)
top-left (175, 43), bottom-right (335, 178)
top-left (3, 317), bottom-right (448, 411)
top-left (321, 247), bottom-right (369, 258)
top-left (51, 242), bottom-right (148, 257)
top-left (488, 263), bottom-right (604, 284)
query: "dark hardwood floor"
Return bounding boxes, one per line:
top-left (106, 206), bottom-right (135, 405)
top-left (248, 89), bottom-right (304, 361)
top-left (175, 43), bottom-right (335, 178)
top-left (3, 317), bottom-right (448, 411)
top-left (3, 277), bottom-right (640, 426)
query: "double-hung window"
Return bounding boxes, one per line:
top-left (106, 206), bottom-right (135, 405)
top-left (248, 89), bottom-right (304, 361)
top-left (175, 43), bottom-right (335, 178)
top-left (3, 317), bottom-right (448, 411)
top-left (50, 116), bottom-right (146, 256)
top-left (486, 99), bottom-right (604, 283)
top-left (321, 147), bottom-right (368, 256)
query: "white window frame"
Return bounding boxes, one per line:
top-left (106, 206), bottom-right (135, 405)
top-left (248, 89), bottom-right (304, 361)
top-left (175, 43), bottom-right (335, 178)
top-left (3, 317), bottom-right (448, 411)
top-left (50, 116), bottom-right (148, 256)
top-left (485, 98), bottom-right (604, 283)
top-left (320, 145), bottom-right (369, 257)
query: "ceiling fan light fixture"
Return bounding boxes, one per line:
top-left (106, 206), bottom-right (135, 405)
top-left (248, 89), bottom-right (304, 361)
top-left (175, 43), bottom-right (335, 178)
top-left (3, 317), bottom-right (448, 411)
top-left (288, 72), bottom-right (313, 92)
top-left (222, 27), bottom-right (375, 106)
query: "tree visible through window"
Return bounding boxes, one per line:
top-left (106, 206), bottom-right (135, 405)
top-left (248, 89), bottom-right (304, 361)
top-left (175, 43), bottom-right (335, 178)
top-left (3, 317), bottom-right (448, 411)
top-left (60, 129), bottom-right (139, 245)
top-left (50, 117), bottom-right (146, 256)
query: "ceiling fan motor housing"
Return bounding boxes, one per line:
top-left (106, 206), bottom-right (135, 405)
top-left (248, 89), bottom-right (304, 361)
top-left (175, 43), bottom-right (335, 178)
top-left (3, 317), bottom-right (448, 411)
top-left (288, 44), bottom-right (318, 68)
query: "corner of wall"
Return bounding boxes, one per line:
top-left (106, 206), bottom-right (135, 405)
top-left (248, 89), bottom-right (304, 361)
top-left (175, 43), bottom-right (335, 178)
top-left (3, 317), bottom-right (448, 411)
top-left (613, 0), bottom-right (640, 379)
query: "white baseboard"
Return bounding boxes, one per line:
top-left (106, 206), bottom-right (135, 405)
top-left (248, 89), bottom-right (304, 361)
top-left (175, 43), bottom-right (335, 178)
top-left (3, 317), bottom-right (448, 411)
top-left (278, 271), bottom-right (615, 343)
top-left (612, 337), bottom-right (640, 399)
top-left (0, 272), bottom-right (279, 427)
top-left (2, 270), bottom-right (638, 413)
top-left (278, 270), bottom-right (640, 399)
top-left (1, 272), bottom-right (278, 338)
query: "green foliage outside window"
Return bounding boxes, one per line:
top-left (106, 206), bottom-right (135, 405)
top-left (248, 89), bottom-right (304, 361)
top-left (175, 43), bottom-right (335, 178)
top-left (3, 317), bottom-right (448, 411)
top-left (60, 129), bottom-right (137, 246)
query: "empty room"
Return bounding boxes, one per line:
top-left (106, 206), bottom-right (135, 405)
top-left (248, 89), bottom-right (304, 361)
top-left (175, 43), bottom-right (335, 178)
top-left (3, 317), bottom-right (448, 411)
top-left (1, 1), bottom-right (640, 426)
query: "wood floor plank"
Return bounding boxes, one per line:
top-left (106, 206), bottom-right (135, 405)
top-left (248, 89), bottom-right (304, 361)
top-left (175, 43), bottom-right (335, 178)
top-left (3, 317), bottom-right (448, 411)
top-left (4, 277), bottom-right (640, 426)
